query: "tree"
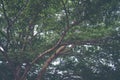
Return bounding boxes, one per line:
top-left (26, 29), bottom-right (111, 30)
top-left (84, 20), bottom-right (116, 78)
top-left (0, 0), bottom-right (120, 80)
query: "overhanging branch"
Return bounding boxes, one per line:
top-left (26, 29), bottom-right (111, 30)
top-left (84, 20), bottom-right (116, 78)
top-left (60, 36), bottom-right (112, 46)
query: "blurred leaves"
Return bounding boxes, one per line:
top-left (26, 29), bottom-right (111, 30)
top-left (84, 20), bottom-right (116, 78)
top-left (0, 0), bottom-right (120, 80)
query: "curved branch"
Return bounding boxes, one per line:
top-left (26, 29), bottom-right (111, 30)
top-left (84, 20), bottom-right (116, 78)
top-left (30, 18), bottom-right (79, 65)
top-left (36, 45), bottom-right (66, 80)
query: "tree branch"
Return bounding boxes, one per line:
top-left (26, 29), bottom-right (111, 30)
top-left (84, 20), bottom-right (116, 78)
top-left (30, 18), bottom-right (80, 65)
top-left (61, 37), bottom-right (112, 46)
top-left (36, 45), bottom-right (66, 80)
top-left (1, 0), bottom-right (12, 51)
top-left (20, 3), bottom-right (80, 78)
top-left (20, 18), bottom-right (80, 80)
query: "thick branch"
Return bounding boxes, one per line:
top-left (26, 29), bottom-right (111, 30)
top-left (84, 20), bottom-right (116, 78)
top-left (36, 45), bottom-right (66, 80)
top-left (30, 12), bottom-right (79, 65)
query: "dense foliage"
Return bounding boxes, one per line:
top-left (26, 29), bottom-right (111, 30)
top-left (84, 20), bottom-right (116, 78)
top-left (0, 0), bottom-right (120, 80)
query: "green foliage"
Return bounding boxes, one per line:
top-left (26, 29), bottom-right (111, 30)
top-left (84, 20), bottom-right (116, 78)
top-left (0, 0), bottom-right (120, 80)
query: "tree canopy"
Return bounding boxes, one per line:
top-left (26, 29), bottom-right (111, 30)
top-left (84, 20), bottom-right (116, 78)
top-left (0, 0), bottom-right (120, 80)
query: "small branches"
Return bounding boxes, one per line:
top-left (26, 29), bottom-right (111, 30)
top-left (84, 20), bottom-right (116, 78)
top-left (61, 0), bottom-right (69, 28)
top-left (1, 0), bottom-right (12, 50)
top-left (1, 0), bottom-right (11, 26)
top-left (0, 0), bottom-right (13, 69)
top-left (11, 0), bottom-right (29, 23)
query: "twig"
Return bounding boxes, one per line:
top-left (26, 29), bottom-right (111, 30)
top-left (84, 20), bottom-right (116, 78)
top-left (12, 0), bottom-right (29, 24)
top-left (61, 0), bottom-right (69, 28)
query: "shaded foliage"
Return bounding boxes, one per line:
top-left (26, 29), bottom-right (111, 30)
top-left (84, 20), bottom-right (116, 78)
top-left (0, 0), bottom-right (120, 80)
